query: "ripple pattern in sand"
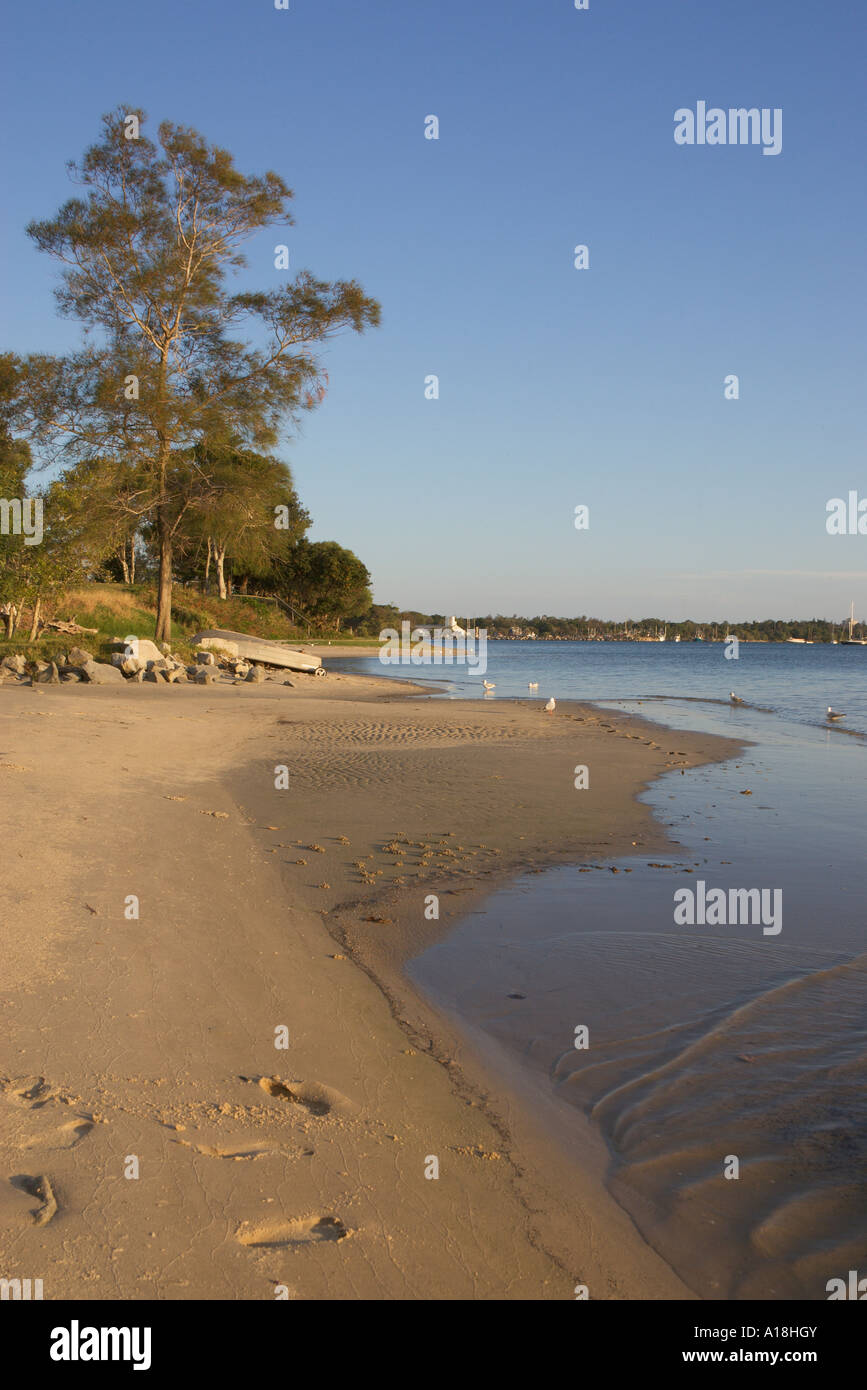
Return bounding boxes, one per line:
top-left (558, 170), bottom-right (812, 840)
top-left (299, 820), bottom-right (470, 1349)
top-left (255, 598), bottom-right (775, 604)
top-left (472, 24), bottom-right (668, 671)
top-left (550, 944), bottom-right (867, 1299)
top-left (271, 717), bottom-right (549, 789)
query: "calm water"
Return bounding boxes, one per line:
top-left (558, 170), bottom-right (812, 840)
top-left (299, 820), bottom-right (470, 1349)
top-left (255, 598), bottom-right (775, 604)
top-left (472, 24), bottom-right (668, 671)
top-left (333, 638), bottom-right (867, 737)
top-left (331, 642), bottom-right (867, 1300)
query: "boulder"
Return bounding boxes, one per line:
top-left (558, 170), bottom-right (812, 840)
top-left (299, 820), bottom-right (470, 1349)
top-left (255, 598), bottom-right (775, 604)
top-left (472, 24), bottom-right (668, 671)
top-left (61, 672), bottom-right (82, 683)
top-left (111, 653), bottom-right (145, 675)
top-left (81, 660), bottom-right (125, 685)
top-left (37, 662), bottom-right (61, 685)
top-left (194, 666), bottom-right (216, 685)
top-left (1, 654), bottom-right (27, 675)
top-left (245, 664), bottom-right (265, 684)
top-left (195, 649), bottom-right (217, 665)
top-left (110, 637), bottom-right (164, 665)
top-left (68, 646), bottom-right (94, 667)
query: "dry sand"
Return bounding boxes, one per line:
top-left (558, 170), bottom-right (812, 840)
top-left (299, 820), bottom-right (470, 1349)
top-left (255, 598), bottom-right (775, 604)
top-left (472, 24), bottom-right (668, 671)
top-left (0, 670), bottom-right (739, 1299)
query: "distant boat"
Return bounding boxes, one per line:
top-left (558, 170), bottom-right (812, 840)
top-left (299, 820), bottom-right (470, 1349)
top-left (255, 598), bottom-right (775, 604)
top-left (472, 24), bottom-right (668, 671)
top-left (841, 601), bottom-right (867, 645)
top-left (692, 633), bottom-right (704, 642)
top-left (786, 637), bottom-right (811, 644)
top-left (674, 634), bottom-right (681, 643)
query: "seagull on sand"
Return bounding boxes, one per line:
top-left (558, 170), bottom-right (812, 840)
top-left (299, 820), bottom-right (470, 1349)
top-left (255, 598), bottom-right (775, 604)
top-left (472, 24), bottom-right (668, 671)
top-left (730, 692), bottom-right (744, 705)
top-left (827, 706), bottom-right (845, 721)
top-left (545, 697), bottom-right (556, 714)
top-left (528, 681), bottom-right (539, 689)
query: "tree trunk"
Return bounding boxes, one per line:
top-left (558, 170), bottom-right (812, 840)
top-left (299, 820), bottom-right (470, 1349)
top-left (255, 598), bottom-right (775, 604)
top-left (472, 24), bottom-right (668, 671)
top-left (239, 575), bottom-right (249, 594)
top-left (215, 544), bottom-right (227, 600)
top-left (1, 604), bottom-right (16, 639)
top-left (129, 536), bottom-right (136, 584)
top-left (120, 550), bottom-right (131, 584)
top-left (204, 538), bottom-right (212, 593)
top-left (153, 361), bottom-right (172, 643)
top-left (154, 504), bottom-right (173, 644)
top-left (28, 596), bottom-right (42, 641)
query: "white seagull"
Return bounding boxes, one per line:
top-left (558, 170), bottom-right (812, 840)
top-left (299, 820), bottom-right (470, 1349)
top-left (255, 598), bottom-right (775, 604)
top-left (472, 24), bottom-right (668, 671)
top-left (730, 692), bottom-right (744, 705)
top-left (545, 697), bottom-right (556, 714)
top-left (827, 706), bottom-right (845, 721)
top-left (482, 680), bottom-right (495, 691)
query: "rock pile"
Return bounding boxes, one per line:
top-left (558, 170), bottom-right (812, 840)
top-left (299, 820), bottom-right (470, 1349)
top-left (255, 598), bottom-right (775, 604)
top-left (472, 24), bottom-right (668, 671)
top-left (0, 639), bottom-right (310, 690)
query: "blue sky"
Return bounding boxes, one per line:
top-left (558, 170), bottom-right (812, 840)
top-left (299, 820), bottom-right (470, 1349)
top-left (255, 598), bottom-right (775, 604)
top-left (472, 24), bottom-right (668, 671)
top-left (2, 0), bottom-right (864, 620)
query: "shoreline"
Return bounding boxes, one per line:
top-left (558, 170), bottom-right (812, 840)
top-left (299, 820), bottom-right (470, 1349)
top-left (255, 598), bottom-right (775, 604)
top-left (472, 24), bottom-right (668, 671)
top-left (0, 673), bottom-right (742, 1298)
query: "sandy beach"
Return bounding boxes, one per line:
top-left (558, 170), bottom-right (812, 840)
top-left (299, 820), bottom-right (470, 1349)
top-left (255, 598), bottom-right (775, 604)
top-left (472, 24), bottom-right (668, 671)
top-left (0, 670), bottom-right (742, 1300)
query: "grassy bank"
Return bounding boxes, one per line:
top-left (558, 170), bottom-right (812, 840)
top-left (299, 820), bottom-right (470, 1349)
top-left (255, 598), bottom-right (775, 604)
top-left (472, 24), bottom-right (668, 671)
top-left (0, 583), bottom-right (312, 663)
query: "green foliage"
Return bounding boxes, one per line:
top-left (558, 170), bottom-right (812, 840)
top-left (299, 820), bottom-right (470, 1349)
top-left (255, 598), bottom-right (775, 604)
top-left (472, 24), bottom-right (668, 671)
top-left (19, 107), bottom-right (380, 639)
top-left (278, 538), bottom-right (372, 631)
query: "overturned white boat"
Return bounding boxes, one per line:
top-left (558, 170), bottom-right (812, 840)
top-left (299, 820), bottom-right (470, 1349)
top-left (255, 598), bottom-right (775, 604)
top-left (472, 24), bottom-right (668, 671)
top-left (192, 630), bottom-right (323, 673)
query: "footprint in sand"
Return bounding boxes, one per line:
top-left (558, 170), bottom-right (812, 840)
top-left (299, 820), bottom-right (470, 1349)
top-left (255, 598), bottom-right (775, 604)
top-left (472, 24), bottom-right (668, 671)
top-left (237, 1214), bottom-right (349, 1249)
top-left (9, 1173), bottom-right (58, 1226)
top-left (242, 1076), bottom-right (358, 1118)
top-left (22, 1118), bottom-right (93, 1151)
top-left (1, 1076), bottom-right (96, 1150)
top-left (175, 1138), bottom-right (291, 1161)
top-left (3, 1076), bottom-right (53, 1108)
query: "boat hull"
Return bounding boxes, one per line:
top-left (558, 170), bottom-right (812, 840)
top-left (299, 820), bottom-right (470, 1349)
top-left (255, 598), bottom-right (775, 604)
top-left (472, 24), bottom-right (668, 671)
top-left (193, 630), bottom-right (323, 672)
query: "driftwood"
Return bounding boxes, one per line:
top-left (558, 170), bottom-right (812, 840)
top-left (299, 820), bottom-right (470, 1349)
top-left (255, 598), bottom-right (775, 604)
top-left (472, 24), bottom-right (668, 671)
top-left (43, 618), bottom-right (99, 636)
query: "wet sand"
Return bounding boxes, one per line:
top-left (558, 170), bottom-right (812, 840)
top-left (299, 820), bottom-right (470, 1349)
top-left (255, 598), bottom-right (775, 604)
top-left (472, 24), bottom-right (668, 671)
top-left (411, 701), bottom-right (867, 1300)
top-left (0, 672), bottom-right (739, 1299)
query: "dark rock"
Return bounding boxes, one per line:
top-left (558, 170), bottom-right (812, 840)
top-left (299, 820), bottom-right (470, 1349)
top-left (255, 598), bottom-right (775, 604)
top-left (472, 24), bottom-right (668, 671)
top-left (82, 660), bottom-right (125, 684)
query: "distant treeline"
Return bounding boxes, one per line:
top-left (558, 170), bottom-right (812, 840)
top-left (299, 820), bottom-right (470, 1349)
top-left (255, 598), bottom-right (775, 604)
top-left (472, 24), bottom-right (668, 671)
top-left (349, 611), bottom-right (863, 643)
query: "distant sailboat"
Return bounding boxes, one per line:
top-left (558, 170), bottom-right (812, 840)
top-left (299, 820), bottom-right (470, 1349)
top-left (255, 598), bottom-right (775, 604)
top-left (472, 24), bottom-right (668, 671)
top-left (841, 601), bottom-right (867, 645)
